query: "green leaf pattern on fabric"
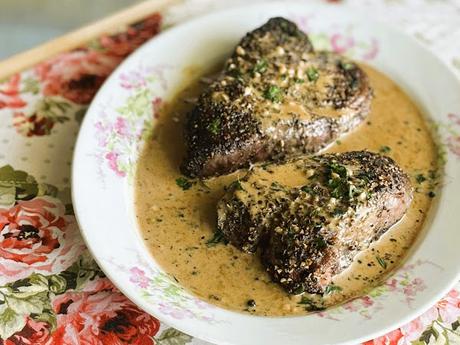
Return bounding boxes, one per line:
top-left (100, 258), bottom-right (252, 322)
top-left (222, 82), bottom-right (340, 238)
top-left (0, 256), bottom-right (104, 339)
top-left (155, 328), bottom-right (193, 345)
top-left (0, 306), bottom-right (27, 340)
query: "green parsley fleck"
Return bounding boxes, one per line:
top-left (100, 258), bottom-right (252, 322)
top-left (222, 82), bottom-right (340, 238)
top-left (294, 78), bottom-right (305, 84)
top-left (328, 178), bottom-right (349, 200)
top-left (324, 284), bottom-right (343, 295)
top-left (313, 236), bottom-right (328, 250)
top-left (379, 145), bottom-right (391, 154)
top-left (333, 207), bottom-right (347, 216)
top-left (301, 185), bottom-right (314, 194)
top-left (207, 118), bottom-right (221, 135)
top-left (229, 68), bottom-right (244, 81)
top-left (298, 296), bottom-right (326, 311)
top-left (415, 174), bottom-right (427, 184)
top-left (253, 59), bottom-right (268, 74)
top-left (229, 180), bottom-right (244, 191)
top-left (263, 85), bottom-right (283, 103)
top-left (329, 162), bottom-right (348, 178)
top-left (376, 256), bottom-right (387, 269)
top-left (306, 67), bottom-right (319, 82)
top-left (340, 61), bottom-right (355, 70)
top-left (176, 177), bottom-right (193, 190)
top-left (206, 230), bottom-right (227, 247)
top-left (336, 140), bottom-right (342, 145)
top-left (291, 285), bottom-right (305, 295)
top-left (427, 191), bottom-right (436, 198)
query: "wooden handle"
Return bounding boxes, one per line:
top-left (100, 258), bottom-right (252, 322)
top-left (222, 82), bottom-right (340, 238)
top-left (0, 0), bottom-right (179, 79)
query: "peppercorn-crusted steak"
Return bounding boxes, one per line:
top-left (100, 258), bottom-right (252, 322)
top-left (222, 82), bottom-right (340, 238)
top-left (217, 151), bottom-right (412, 294)
top-left (181, 17), bottom-right (372, 178)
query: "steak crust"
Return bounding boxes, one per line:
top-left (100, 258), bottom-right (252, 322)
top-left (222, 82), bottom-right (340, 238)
top-left (217, 151), bottom-right (413, 294)
top-left (181, 17), bottom-right (372, 178)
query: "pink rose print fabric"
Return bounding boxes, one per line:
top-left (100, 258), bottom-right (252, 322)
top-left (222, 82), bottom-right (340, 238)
top-left (0, 197), bottom-right (84, 284)
top-left (0, 75), bottom-right (26, 109)
top-left (49, 278), bottom-right (160, 345)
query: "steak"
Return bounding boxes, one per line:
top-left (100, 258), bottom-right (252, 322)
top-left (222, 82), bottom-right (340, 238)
top-left (217, 151), bottom-right (412, 294)
top-left (181, 17), bottom-right (372, 178)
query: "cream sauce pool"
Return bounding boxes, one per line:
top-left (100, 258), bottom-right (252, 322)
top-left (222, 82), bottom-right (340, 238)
top-left (134, 64), bottom-right (439, 316)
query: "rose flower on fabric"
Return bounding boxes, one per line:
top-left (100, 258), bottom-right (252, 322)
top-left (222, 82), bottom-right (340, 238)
top-left (34, 13), bottom-right (162, 106)
top-left (0, 74), bottom-right (26, 110)
top-left (35, 50), bottom-right (121, 105)
top-left (50, 279), bottom-right (160, 345)
top-left (0, 196), bottom-right (84, 284)
top-left (13, 112), bottom-right (56, 137)
top-left (99, 13), bottom-right (162, 58)
top-left (0, 317), bottom-right (51, 345)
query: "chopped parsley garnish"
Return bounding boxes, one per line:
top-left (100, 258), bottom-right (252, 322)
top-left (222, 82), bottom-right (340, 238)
top-left (253, 59), bottom-right (268, 74)
top-left (298, 296), bottom-right (326, 311)
top-left (313, 236), bottom-right (328, 250)
top-left (333, 207), bottom-right (347, 216)
top-left (206, 230), bottom-right (227, 247)
top-left (294, 78), bottom-right (305, 84)
top-left (292, 285), bottom-right (305, 295)
top-left (427, 191), bottom-right (436, 198)
top-left (207, 118), bottom-right (221, 135)
top-left (270, 181), bottom-right (285, 191)
top-left (376, 256), bottom-right (387, 269)
top-left (416, 174), bottom-right (427, 184)
top-left (306, 67), bottom-right (319, 82)
top-left (324, 284), bottom-right (343, 295)
top-left (340, 61), bottom-right (355, 70)
top-left (176, 177), bottom-right (193, 190)
top-left (301, 185), bottom-right (314, 194)
top-left (329, 178), bottom-right (348, 199)
top-left (263, 85), bottom-right (283, 103)
top-left (229, 68), bottom-right (244, 81)
top-left (229, 180), bottom-right (244, 191)
top-left (379, 145), bottom-right (391, 154)
top-left (329, 162), bottom-right (348, 179)
top-left (327, 163), bottom-right (349, 199)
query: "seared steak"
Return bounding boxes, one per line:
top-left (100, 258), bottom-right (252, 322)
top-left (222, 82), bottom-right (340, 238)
top-left (217, 151), bottom-right (412, 294)
top-left (181, 17), bottom-right (372, 178)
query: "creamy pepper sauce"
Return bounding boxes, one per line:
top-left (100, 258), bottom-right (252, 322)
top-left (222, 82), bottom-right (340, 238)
top-left (134, 64), bottom-right (439, 316)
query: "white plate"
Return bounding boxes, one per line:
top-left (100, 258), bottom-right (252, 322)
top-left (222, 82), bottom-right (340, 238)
top-left (72, 2), bottom-right (460, 344)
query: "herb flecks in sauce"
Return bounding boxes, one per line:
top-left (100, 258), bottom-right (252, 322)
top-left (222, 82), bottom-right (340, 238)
top-left (206, 230), bottom-right (227, 247)
top-left (340, 61), bottom-right (355, 71)
top-left (135, 64), bottom-right (438, 317)
top-left (263, 85), bottom-right (283, 103)
top-left (176, 177), bottom-right (194, 190)
top-left (298, 296), bottom-right (326, 312)
top-left (306, 67), bottom-right (319, 82)
top-left (376, 256), bottom-right (387, 269)
top-left (416, 173), bottom-right (427, 184)
top-left (379, 145), bottom-right (391, 154)
top-left (324, 284), bottom-right (343, 295)
top-left (253, 59), bottom-right (268, 75)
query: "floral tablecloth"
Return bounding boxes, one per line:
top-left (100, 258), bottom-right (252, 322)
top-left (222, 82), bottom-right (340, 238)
top-left (0, 0), bottom-right (459, 344)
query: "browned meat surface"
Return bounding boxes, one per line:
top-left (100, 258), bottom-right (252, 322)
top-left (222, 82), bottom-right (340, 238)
top-left (181, 17), bottom-right (372, 178)
top-left (217, 151), bottom-right (412, 294)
